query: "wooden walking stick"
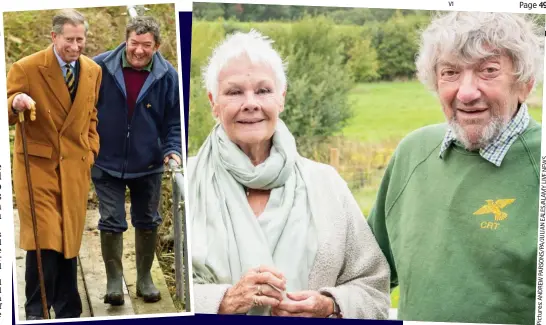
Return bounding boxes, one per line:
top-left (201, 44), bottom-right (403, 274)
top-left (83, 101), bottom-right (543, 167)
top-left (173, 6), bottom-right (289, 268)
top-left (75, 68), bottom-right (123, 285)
top-left (18, 102), bottom-right (49, 319)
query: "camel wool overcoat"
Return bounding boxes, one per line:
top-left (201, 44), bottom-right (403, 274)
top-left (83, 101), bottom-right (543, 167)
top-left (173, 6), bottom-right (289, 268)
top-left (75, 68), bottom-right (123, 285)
top-left (7, 44), bottom-right (102, 258)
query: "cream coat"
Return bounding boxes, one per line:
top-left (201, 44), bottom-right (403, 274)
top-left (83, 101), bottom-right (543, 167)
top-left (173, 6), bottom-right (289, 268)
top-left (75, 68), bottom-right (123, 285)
top-left (7, 44), bottom-right (102, 259)
top-left (189, 156), bottom-right (391, 319)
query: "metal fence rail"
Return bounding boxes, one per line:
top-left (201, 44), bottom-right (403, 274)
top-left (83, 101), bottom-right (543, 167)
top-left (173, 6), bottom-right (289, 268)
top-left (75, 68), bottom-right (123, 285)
top-left (168, 159), bottom-right (190, 311)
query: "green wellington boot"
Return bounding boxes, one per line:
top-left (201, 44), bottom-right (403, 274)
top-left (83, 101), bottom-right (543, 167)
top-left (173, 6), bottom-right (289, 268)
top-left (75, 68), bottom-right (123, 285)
top-left (100, 231), bottom-right (125, 305)
top-left (135, 228), bottom-right (161, 302)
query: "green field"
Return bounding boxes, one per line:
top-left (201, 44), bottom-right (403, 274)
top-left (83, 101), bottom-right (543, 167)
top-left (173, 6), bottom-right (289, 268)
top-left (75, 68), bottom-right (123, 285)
top-left (342, 81), bottom-right (543, 143)
top-left (340, 80), bottom-right (543, 309)
top-left (342, 81), bottom-right (445, 142)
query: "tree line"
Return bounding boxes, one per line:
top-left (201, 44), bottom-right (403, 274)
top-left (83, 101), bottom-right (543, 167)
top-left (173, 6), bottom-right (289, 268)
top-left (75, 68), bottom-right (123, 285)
top-left (193, 3), bottom-right (430, 25)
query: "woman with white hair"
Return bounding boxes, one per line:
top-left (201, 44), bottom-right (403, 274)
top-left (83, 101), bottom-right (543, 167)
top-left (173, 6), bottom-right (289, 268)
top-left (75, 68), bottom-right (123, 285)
top-left (187, 29), bottom-right (390, 319)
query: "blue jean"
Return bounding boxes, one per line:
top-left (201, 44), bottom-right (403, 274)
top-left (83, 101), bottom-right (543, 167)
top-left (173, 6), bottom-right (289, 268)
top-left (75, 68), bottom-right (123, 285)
top-left (91, 166), bottom-right (163, 233)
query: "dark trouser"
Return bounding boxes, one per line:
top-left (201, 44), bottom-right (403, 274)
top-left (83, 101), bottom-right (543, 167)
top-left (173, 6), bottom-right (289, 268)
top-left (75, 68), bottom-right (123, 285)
top-left (91, 166), bottom-right (163, 233)
top-left (25, 249), bottom-right (82, 319)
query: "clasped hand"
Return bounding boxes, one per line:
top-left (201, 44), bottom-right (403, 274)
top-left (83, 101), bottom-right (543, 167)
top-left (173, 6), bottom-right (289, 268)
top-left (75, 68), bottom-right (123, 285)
top-left (271, 290), bottom-right (334, 318)
top-left (218, 265), bottom-right (334, 317)
top-left (219, 265), bottom-right (286, 314)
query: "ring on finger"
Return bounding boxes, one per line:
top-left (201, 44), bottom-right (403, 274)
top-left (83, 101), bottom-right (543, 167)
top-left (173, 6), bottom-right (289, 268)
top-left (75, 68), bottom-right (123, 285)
top-left (257, 285), bottom-right (263, 296)
top-left (252, 296), bottom-right (262, 306)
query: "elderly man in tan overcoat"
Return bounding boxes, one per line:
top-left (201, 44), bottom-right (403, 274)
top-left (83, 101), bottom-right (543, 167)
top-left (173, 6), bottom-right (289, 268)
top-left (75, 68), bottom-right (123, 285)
top-left (7, 9), bottom-right (101, 320)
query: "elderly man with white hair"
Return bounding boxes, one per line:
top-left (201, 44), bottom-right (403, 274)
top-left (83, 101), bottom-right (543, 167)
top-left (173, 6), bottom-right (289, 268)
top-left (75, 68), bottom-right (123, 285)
top-left (367, 11), bottom-right (543, 324)
top-left (187, 29), bottom-right (391, 319)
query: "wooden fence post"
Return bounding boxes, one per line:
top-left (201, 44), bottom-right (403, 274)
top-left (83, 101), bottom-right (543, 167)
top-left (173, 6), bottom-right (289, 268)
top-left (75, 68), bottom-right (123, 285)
top-left (330, 147), bottom-right (339, 171)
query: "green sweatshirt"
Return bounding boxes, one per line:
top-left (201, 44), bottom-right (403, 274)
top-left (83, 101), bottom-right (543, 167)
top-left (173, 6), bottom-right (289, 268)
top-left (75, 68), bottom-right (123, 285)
top-left (368, 120), bottom-right (541, 324)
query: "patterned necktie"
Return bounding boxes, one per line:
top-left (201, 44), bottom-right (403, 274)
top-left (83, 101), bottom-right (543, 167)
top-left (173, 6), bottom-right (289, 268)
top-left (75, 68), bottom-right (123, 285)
top-left (65, 64), bottom-right (75, 97)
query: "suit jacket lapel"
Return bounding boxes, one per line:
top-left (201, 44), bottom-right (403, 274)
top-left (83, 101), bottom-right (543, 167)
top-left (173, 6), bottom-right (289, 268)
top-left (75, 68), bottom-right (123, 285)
top-left (60, 56), bottom-right (92, 135)
top-left (38, 44), bottom-right (71, 115)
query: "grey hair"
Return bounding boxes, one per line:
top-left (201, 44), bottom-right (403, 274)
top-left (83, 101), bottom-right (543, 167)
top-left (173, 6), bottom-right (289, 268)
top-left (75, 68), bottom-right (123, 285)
top-left (416, 11), bottom-right (544, 91)
top-left (126, 16), bottom-right (161, 45)
top-left (51, 9), bottom-right (88, 35)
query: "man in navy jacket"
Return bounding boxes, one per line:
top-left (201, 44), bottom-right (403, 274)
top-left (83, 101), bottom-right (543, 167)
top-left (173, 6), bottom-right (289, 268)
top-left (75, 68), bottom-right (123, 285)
top-left (92, 15), bottom-right (181, 305)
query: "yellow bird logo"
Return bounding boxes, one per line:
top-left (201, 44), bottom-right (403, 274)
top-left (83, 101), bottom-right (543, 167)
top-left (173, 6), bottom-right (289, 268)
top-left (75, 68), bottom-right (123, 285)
top-left (146, 103), bottom-right (152, 108)
top-left (473, 199), bottom-right (515, 221)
